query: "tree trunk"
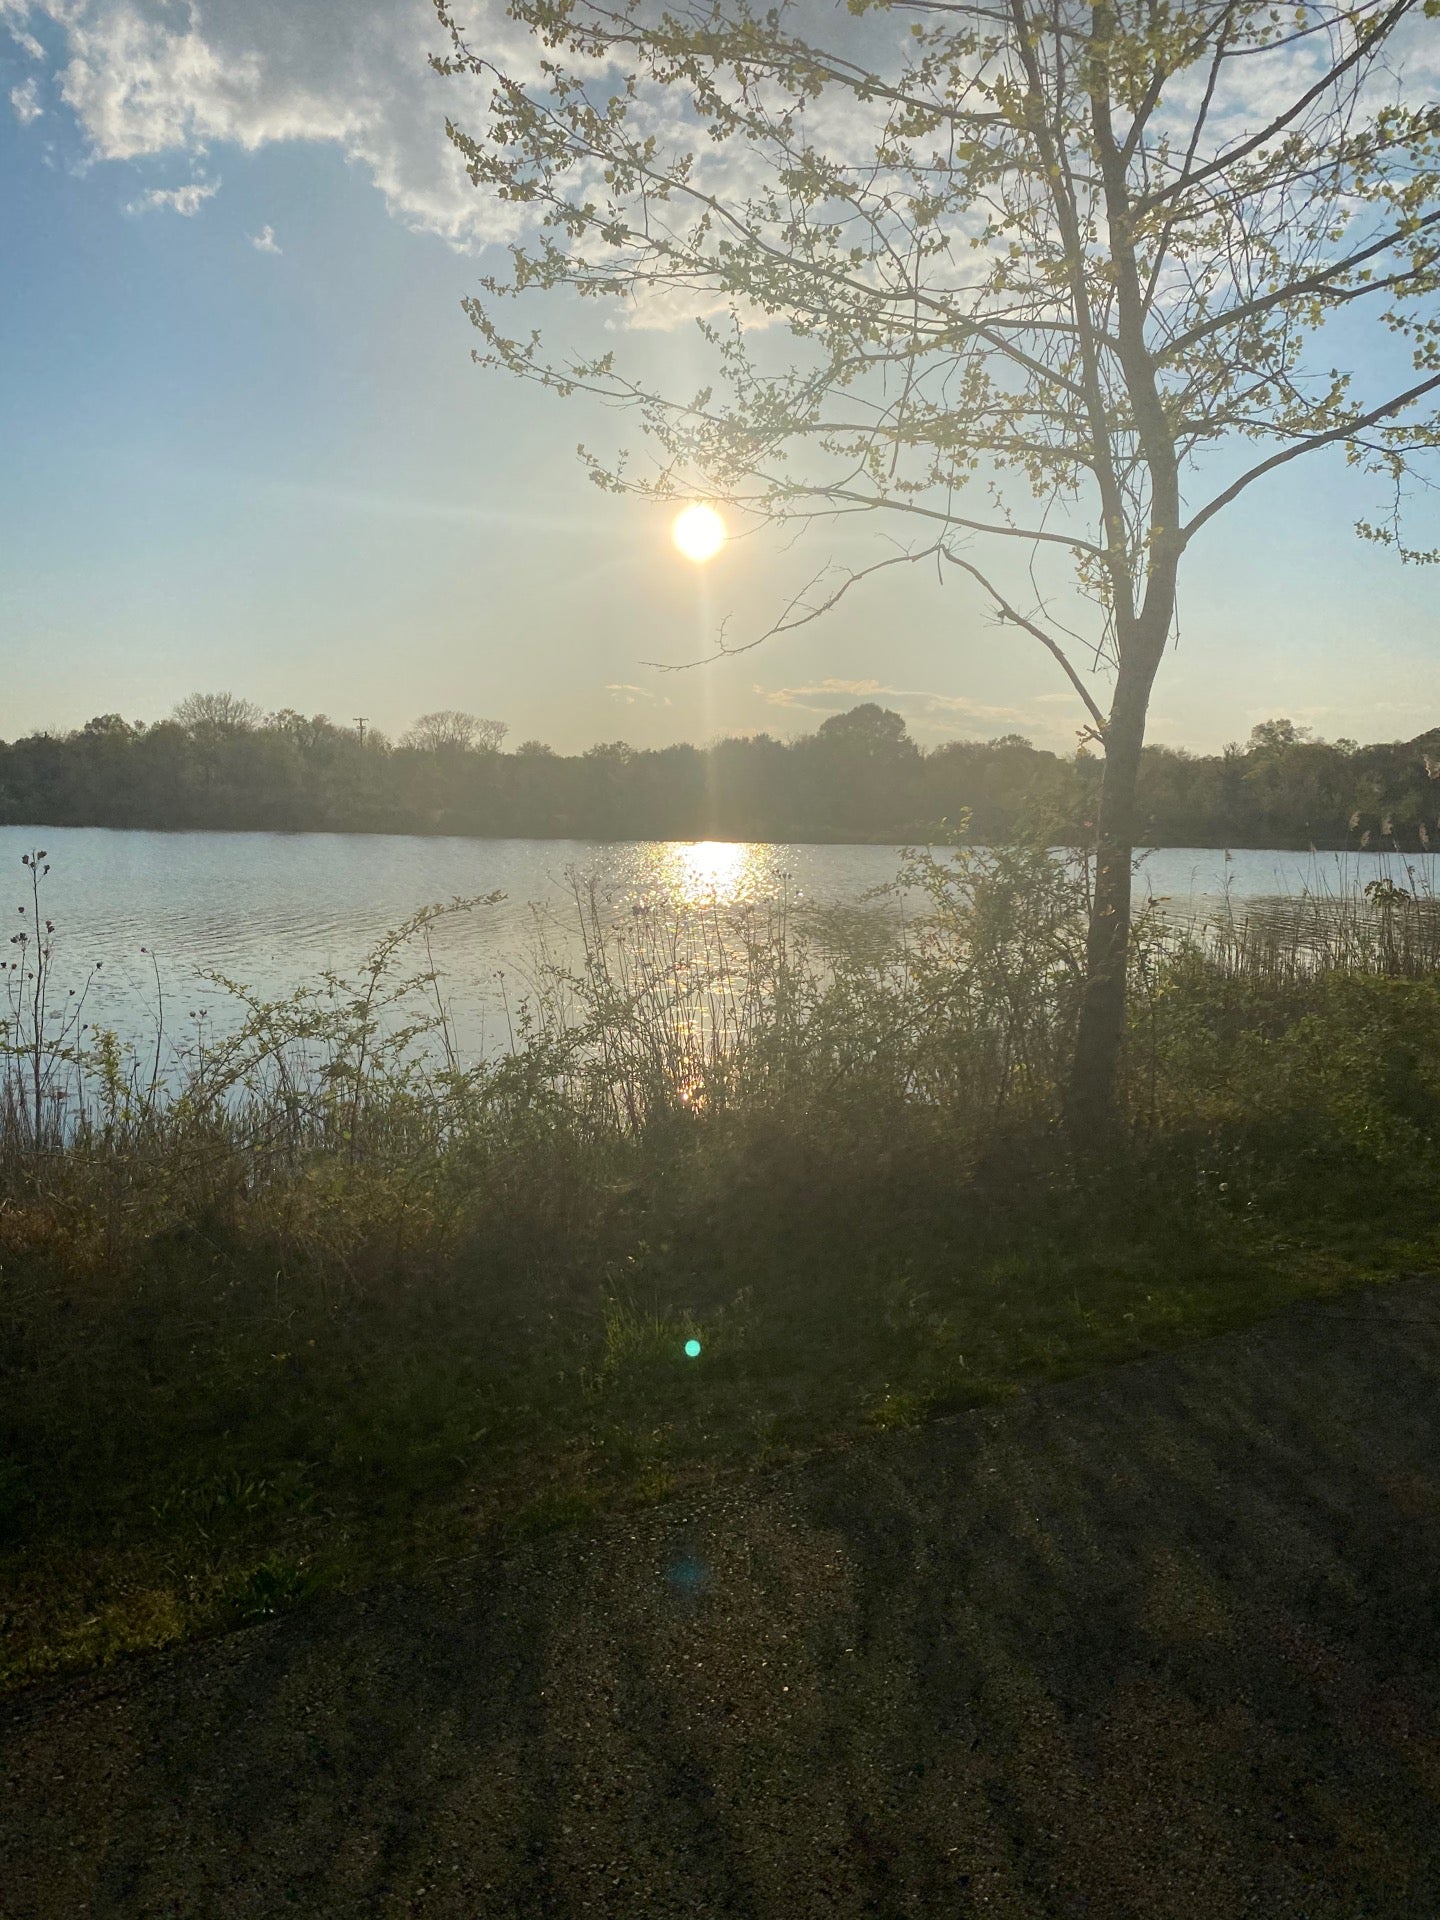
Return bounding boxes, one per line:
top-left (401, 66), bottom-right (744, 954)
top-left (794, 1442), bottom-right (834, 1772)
top-left (1065, 624), bottom-right (1167, 1140)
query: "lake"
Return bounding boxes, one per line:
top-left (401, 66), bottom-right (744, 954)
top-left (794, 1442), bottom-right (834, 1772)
top-left (3, 828), bottom-right (1435, 1065)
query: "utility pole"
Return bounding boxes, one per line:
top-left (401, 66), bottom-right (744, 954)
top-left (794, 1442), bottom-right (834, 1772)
top-left (354, 716), bottom-right (368, 746)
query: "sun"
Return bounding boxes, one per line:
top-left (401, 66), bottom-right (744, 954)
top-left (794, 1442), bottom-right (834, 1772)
top-left (671, 503), bottom-right (727, 563)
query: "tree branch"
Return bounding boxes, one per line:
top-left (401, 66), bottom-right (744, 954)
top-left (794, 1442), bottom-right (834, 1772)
top-left (1134, 0), bottom-right (1421, 215)
top-left (941, 549), bottom-right (1107, 731)
top-left (1182, 371), bottom-right (1440, 541)
top-left (1161, 208), bottom-right (1440, 362)
top-left (640, 545), bottom-right (949, 667)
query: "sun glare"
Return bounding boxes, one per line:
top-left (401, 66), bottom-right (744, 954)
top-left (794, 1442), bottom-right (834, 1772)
top-left (636, 839), bottom-right (768, 910)
top-left (672, 503), bottom-right (727, 563)
top-left (673, 839), bottom-right (752, 906)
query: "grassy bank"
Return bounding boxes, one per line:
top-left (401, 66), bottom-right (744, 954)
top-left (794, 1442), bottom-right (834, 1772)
top-left (3, 844), bottom-right (1439, 1690)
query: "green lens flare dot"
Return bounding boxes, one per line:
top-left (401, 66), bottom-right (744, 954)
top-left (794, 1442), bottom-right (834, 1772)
top-left (684, 1338), bottom-right (702, 1359)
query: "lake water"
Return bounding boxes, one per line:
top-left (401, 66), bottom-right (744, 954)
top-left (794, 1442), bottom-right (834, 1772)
top-left (3, 828), bottom-right (1436, 1065)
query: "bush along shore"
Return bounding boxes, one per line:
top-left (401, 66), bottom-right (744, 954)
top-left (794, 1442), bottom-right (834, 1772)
top-left (3, 841), bottom-right (1440, 1689)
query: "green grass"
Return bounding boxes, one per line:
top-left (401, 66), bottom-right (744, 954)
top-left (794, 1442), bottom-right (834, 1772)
top-left (2, 1111), bottom-right (1434, 1693)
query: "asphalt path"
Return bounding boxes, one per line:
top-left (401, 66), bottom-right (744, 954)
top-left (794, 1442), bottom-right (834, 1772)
top-left (4, 1275), bottom-right (1440, 1918)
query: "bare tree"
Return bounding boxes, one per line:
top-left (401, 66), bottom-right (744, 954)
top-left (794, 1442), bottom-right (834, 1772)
top-left (436, 0), bottom-right (1440, 1131)
top-left (171, 692), bottom-right (262, 739)
top-left (400, 710), bottom-right (510, 753)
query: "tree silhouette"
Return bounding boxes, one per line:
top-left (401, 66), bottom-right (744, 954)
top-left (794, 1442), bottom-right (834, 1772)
top-left (816, 705), bottom-right (919, 761)
top-left (1, 702), bottom-right (1439, 847)
top-left (400, 711), bottom-right (510, 754)
top-left (171, 693), bottom-right (262, 740)
top-left (436, 0), bottom-right (1440, 1131)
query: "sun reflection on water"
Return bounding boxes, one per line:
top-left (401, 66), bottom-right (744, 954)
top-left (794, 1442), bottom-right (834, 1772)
top-left (644, 840), bottom-right (773, 909)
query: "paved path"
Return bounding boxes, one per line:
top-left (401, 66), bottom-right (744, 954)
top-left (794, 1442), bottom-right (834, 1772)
top-left (4, 1277), bottom-right (1440, 1918)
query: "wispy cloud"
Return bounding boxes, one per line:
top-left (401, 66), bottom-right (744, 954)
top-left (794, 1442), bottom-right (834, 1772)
top-left (10, 76), bottom-right (41, 124)
top-left (3, 16), bottom-right (46, 63)
top-left (250, 223), bottom-right (281, 254)
top-left (125, 179), bottom-right (219, 217)
top-left (606, 682), bottom-right (669, 707)
top-left (759, 677), bottom-right (1027, 734)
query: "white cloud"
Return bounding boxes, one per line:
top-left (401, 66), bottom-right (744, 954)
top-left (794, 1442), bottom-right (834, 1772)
top-left (10, 74), bottom-right (41, 122)
top-left (5, 0), bottom-right (1424, 287)
top-left (0, 0), bottom-right (937, 286)
top-left (5, 0), bottom-right (529, 248)
top-left (125, 178), bottom-right (219, 216)
top-left (250, 222), bottom-right (280, 254)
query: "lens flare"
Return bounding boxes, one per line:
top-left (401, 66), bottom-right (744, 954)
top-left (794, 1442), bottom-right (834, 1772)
top-left (672, 504), bottom-right (727, 563)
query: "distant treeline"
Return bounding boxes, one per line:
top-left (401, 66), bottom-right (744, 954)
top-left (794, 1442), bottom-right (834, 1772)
top-left (1, 695), bottom-right (1438, 849)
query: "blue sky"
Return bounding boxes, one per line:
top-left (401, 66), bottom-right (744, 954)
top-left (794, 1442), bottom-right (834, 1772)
top-left (1, 0), bottom-right (1436, 757)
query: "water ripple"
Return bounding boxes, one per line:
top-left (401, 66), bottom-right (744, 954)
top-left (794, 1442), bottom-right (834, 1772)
top-left (4, 829), bottom-right (1436, 1064)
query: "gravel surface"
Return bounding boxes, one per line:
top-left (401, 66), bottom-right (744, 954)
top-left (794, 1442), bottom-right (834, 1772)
top-left (4, 1276), bottom-right (1440, 1918)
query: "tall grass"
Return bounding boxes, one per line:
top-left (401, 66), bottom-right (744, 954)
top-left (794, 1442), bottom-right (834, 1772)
top-left (3, 839), bottom-right (1434, 1179)
top-left (2, 840), bottom-right (1439, 1688)
top-left (1152, 853), bottom-right (1440, 981)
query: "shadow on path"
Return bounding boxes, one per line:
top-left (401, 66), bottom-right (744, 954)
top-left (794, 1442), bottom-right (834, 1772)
top-left (4, 1278), bottom-right (1440, 1918)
